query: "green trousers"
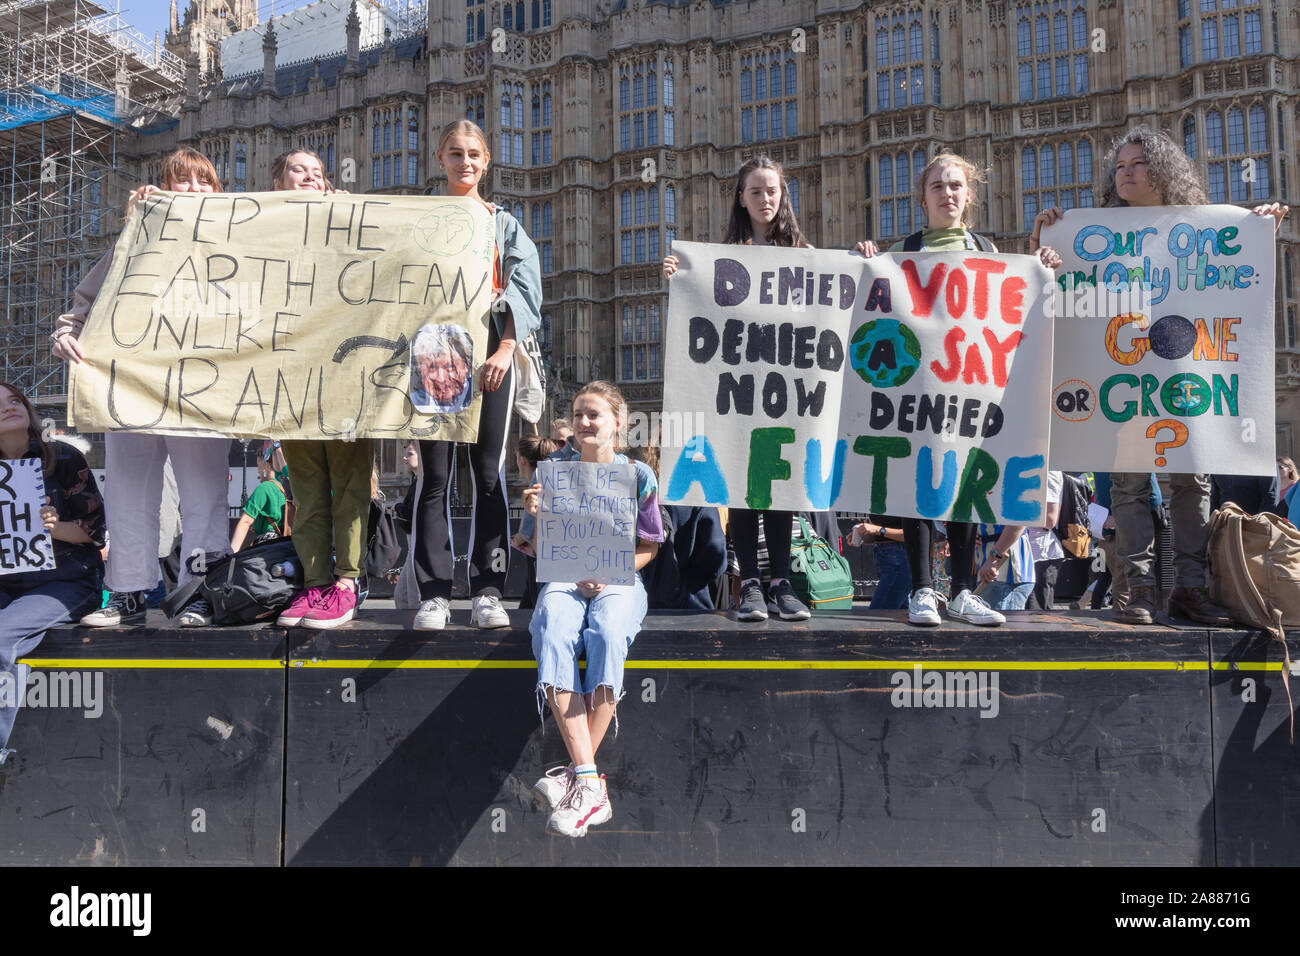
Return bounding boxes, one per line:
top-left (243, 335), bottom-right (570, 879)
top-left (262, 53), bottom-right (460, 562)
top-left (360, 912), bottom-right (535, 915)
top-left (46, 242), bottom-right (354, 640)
top-left (282, 439), bottom-right (374, 588)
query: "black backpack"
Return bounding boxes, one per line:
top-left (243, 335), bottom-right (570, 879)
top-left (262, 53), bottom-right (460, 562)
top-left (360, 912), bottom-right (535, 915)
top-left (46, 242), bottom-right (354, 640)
top-left (900, 230), bottom-right (997, 253)
top-left (162, 538), bottom-right (304, 625)
top-left (1055, 472), bottom-right (1093, 558)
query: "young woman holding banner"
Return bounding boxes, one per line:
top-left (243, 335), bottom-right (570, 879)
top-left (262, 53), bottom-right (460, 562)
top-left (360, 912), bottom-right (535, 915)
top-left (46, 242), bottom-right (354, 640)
top-left (855, 151), bottom-right (1061, 627)
top-left (1030, 126), bottom-right (1286, 625)
top-left (268, 148), bottom-right (374, 630)
top-left (0, 382), bottom-right (105, 763)
top-left (522, 380), bottom-right (662, 837)
top-left (408, 119), bottom-right (543, 631)
top-left (52, 147), bottom-right (233, 629)
top-left (663, 156), bottom-right (820, 623)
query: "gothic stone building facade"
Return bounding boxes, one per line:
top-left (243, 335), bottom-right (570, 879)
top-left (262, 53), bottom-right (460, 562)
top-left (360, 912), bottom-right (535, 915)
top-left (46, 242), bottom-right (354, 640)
top-left (141, 0), bottom-right (1300, 456)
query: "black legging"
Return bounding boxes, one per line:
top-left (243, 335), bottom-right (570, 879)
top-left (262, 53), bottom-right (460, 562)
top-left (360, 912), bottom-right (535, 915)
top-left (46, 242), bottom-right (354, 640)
top-left (730, 509), bottom-right (792, 582)
top-left (413, 357), bottom-right (514, 601)
top-left (903, 519), bottom-right (978, 596)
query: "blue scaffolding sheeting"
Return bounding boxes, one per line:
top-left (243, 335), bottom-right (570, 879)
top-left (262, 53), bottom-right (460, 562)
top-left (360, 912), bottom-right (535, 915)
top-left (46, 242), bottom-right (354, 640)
top-left (0, 79), bottom-right (177, 134)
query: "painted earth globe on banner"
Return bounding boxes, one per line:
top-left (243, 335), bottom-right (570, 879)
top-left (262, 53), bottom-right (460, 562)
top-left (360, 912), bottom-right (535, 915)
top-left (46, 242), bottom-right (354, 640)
top-left (850, 319), bottom-right (922, 388)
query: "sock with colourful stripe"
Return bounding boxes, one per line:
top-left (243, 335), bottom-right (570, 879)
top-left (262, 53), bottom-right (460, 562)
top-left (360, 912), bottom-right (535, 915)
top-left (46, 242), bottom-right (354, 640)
top-left (575, 763), bottom-right (598, 784)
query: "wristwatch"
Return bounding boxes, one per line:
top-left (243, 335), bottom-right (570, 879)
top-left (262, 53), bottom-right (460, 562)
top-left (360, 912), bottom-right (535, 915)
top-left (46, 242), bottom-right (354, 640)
top-left (990, 549), bottom-right (1007, 566)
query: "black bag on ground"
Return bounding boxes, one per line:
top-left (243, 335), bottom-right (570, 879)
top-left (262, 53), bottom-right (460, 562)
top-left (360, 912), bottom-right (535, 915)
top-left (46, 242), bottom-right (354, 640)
top-left (162, 538), bottom-right (304, 625)
top-left (365, 499), bottom-right (403, 580)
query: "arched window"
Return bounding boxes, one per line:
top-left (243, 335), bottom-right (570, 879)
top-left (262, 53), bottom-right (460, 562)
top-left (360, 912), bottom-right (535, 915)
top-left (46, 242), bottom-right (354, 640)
top-left (1183, 115), bottom-right (1198, 159)
top-left (788, 178), bottom-right (800, 217)
top-left (648, 186), bottom-right (659, 223)
top-left (634, 188), bottom-right (646, 225)
top-left (542, 202), bottom-right (552, 236)
top-left (1021, 146), bottom-right (1038, 228)
top-left (532, 202), bottom-right (542, 235)
top-left (665, 185), bottom-right (676, 222)
top-left (1206, 110), bottom-right (1224, 156)
top-left (620, 191), bottom-right (632, 225)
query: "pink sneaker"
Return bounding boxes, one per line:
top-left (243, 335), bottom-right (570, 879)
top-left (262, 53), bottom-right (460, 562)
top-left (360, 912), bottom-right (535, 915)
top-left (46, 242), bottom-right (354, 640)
top-left (277, 586), bottom-right (323, 626)
top-left (301, 582), bottom-right (357, 630)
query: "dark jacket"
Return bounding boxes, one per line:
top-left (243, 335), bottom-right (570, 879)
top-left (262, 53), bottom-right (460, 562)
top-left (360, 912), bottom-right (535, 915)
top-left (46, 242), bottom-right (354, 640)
top-left (644, 505), bottom-right (728, 610)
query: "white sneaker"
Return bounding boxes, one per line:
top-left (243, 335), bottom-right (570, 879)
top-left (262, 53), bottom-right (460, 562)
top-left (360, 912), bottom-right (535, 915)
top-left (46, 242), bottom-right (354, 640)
top-left (546, 774), bottom-right (611, 838)
top-left (948, 588), bottom-right (1006, 627)
top-left (531, 764), bottom-right (574, 810)
top-left (470, 588), bottom-right (510, 628)
top-left (907, 587), bottom-right (941, 626)
top-left (412, 597), bottom-right (450, 631)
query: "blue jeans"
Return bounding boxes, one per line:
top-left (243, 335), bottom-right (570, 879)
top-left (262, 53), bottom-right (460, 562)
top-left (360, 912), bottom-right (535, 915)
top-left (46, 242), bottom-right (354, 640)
top-left (0, 552), bottom-right (103, 760)
top-left (868, 540), bottom-right (911, 610)
top-left (981, 580), bottom-right (1034, 610)
top-left (530, 577), bottom-right (647, 698)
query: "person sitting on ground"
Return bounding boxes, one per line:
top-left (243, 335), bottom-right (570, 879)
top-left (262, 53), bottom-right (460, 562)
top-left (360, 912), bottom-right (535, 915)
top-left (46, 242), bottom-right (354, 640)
top-left (230, 455), bottom-right (289, 552)
top-left (0, 383), bottom-right (105, 764)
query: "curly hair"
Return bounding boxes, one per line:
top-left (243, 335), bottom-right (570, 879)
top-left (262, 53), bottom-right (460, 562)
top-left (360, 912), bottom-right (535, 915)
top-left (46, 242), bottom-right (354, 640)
top-left (1100, 126), bottom-right (1208, 207)
top-left (914, 151), bottom-right (989, 228)
top-left (723, 155), bottom-right (808, 248)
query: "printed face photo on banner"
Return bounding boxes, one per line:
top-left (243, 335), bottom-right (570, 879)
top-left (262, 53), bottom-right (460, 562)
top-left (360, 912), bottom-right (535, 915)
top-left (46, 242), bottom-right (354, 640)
top-left (409, 324), bottom-right (473, 414)
top-left (68, 192), bottom-right (495, 442)
top-left (659, 241), bottom-right (1056, 525)
top-left (1041, 205), bottom-right (1275, 475)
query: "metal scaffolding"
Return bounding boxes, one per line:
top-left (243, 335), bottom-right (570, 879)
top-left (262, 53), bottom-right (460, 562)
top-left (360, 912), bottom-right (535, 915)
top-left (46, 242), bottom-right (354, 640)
top-left (0, 0), bottom-right (183, 408)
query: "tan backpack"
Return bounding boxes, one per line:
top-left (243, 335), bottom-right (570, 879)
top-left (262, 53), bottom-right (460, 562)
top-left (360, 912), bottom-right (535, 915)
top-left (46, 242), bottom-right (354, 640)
top-left (1209, 502), bottom-right (1300, 736)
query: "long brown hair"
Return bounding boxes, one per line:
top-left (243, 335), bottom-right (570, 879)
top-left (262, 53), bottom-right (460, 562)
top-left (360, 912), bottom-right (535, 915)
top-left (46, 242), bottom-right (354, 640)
top-left (723, 155), bottom-right (807, 247)
top-left (0, 382), bottom-right (55, 475)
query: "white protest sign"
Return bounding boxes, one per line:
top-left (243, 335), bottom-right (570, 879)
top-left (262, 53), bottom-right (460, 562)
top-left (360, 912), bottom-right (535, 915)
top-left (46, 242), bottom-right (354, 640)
top-left (0, 458), bottom-right (55, 574)
top-left (1042, 205), bottom-right (1275, 474)
top-left (535, 459), bottom-right (638, 586)
top-left (659, 241), bottom-right (1056, 525)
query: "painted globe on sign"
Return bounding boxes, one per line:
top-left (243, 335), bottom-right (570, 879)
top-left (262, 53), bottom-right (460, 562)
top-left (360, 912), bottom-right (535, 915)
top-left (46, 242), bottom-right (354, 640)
top-left (411, 206), bottom-right (476, 256)
top-left (849, 319), bottom-right (922, 388)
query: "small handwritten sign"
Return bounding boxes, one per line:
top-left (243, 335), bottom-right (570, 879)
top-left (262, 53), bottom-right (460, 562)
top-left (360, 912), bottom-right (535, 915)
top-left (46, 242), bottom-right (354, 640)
top-left (535, 459), bottom-right (637, 586)
top-left (0, 459), bottom-right (55, 575)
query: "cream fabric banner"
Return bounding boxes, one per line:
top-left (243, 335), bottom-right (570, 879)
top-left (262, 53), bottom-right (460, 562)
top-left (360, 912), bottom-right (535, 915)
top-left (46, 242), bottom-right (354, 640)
top-left (70, 191), bottom-right (495, 441)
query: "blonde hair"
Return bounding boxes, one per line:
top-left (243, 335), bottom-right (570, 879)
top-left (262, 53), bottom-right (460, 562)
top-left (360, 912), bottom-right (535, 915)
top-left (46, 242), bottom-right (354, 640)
top-left (1280, 457), bottom-right (1298, 483)
top-left (573, 381), bottom-right (628, 436)
top-left (914, 151), bottom-right (988, 228)
top-left (436, 119), bottom-right (490, 159)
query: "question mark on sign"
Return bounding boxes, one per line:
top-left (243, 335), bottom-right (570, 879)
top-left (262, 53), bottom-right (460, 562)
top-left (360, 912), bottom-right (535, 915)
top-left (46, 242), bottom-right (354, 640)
top-left (1145, 419), bottom-right (1188, 467)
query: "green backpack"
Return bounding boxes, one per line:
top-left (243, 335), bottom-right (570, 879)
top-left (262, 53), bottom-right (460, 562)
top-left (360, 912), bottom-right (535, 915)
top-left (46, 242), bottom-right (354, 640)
top-left (789, 517), bottom-right (855, 611)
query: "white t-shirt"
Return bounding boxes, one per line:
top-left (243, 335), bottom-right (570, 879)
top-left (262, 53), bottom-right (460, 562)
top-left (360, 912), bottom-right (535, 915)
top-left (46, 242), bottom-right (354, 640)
top-left (1024, 470), bottom-right (1065, 563)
